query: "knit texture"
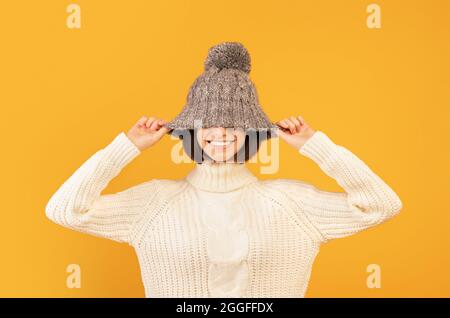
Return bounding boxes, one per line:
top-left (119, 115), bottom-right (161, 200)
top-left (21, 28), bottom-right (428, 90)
top-left (165, 42), bottom-right (278, 136)
top-left (45, 131), bottom-right (402, 297)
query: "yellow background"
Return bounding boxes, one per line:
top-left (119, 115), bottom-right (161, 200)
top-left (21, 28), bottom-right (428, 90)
top-left (0, 0), bottom-right (448, 297)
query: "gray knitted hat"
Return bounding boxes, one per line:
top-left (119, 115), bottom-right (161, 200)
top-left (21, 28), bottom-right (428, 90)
top-left (164, 42), bottom-right (278, 138)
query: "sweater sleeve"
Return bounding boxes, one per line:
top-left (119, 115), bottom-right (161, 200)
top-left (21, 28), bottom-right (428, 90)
top-left (45, 132), bottom-right (157, 244)
top-left (277, 130), bottom-right (403, 243)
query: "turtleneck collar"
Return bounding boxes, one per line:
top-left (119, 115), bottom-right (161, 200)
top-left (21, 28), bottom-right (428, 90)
top-left (186, 162), bottom-right (258, 193)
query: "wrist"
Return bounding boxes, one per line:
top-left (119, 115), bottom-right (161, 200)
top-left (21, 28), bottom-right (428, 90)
top-left (297, 129), bottom-right (317, 150)
top-left (124, 132), bottom-right (144, 153)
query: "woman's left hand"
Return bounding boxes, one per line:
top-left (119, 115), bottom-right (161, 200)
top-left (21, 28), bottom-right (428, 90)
top-left (275, 116), bottom-right (316, 150)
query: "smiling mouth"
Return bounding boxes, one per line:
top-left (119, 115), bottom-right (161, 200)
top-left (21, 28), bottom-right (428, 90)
top-left (206, 140), bottom-right (235, 146)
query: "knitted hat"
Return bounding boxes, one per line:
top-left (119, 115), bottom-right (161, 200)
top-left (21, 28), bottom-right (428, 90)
top-left (164, 42), bottom-right (278, 138)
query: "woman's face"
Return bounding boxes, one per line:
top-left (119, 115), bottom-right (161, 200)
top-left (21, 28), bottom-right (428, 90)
top-left (196, 127), bottom-right (246, 163)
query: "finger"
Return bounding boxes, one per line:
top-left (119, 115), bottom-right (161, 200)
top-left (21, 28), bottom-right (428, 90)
top-left (160, 121), bottom-right (173, 132)
top-left (145, 117), bottom-right (156, 128)
top-left (285, 119), bottom-right (296, 134)
top-left (276, 119), bottom-right (289, 129)
top-left (289, 116), bottom-right (301, 133)
top-left (279, 119), bottom-right (295, 133)
top-left (137, 116), bottom-right (148, 127)
top-left (155, 125), bottom-right (170, 137)
top-left (156, 119), bottom-right (169, 131)
top-left (150, 118), bottom-right (161, 131)
top-left (297, 116), bottom-right (305, 125)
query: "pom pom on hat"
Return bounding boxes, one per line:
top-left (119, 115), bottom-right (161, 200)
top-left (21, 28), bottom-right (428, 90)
top-left (204, 42), bottom-right (251, 74)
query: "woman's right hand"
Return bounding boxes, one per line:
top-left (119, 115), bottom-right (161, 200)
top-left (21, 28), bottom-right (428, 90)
top-left (126, 116), bottom-right (171, 151)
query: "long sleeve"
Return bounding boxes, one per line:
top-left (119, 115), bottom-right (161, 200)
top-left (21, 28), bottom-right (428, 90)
top-left (45, 132), bottom-right (156, 244)
top-left (276, 130), bottom-right (403, 243)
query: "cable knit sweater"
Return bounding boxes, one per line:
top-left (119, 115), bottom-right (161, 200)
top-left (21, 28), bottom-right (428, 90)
top-left (45, 130), bottom-right (402, 298)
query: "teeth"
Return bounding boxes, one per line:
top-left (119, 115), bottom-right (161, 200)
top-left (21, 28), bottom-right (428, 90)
top-left (209, 140), bottom-right (233, 146)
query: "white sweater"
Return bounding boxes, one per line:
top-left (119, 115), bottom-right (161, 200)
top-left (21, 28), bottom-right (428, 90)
top-left (45, 130), bottom-right (402, 297)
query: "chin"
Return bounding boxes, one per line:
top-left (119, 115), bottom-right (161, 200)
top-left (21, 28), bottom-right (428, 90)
top-left (205, 153), bottom-right (237, 163)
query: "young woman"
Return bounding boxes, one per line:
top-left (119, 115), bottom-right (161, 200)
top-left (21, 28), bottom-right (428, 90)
top-left (45, 42), bottom-right (402, 298)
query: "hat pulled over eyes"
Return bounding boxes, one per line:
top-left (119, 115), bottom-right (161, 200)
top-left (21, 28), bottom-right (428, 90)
top-left (164, 42), bottom-right (278, 139)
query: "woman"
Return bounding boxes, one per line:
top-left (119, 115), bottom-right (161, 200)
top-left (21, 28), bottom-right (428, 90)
top-left (45, 42), bottom-right (402, 298)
